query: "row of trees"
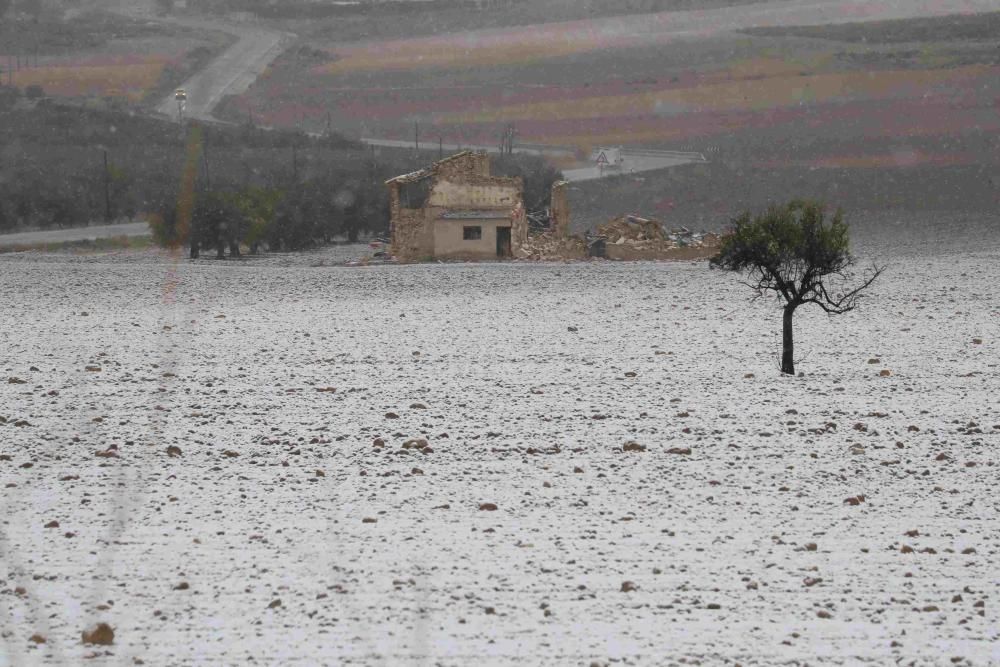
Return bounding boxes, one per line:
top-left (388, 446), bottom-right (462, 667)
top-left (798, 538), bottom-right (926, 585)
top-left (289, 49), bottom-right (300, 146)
top-left (150, 178), bottom-right (386, 257)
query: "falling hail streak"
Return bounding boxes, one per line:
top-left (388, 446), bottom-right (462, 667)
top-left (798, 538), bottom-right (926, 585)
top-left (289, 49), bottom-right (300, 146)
top-left (174, 124), bottom-right (204, 253)
top-left (161, 124), bottom-right (204, 305)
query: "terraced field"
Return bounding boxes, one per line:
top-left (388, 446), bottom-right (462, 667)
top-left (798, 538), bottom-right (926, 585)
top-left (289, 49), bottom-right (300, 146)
top-left (225, 1), bottom-right (1000, 162)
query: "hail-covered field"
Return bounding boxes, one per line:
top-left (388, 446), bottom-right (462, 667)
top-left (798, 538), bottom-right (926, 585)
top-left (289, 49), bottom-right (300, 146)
top-left (1, 228), bottom-right (997, 666)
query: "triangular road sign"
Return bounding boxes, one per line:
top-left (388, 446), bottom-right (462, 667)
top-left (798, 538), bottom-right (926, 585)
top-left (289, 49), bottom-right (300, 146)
top-left (596, 151), bottom-right (609, 166)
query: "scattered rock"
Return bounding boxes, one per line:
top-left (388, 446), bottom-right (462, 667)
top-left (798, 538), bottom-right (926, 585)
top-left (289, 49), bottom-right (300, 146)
top-left (622, 441), bottom-right (646, 453)
top-left (81, 623), bottom-right (114, 646)
top-left (620, 581), bottom-right (638, 593)
top-left (44, 520), bottom-right (59, 529)
top-left (222, 450), bottom-right (240, 458)
top-left (666, 447), bottom-right (692, 456)
top-left (384, 412), bottom-right (399, 419)
top-left (166, 445), bottom-right (182, 457)
top-left (29, 633), bottom-right (46, 644)
top-left (268, 599), bottom-right (282, 609)
top-left (478, 503), bottom-right (498, 511)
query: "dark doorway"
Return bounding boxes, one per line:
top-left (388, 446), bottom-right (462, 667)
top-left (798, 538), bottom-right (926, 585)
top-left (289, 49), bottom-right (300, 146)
top-left (496, 226), bottom-right (512, 258)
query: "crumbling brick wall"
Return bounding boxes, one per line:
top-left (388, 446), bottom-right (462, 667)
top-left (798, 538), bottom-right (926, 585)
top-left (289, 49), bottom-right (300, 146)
top-left (550, 181), bottom-right (570, 237)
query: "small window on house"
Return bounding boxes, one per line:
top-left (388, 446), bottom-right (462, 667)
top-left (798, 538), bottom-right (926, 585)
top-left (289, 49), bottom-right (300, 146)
top-left (463, 226), bottom-right (482, 240)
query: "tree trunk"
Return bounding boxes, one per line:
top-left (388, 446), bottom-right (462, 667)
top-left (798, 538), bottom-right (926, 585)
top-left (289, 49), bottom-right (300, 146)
top-left (189, 240), bottom-right (199, 259)
top-left (215, 239), bottom-right (226, 259)
top-left (781, 304), bottom-right (796, 375)
top-left (229, 241), bottom-right (241, 257)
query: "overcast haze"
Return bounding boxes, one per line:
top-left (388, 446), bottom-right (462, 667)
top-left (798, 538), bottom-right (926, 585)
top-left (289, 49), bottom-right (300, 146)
top-left (0, 1), bottom-right (998, 665)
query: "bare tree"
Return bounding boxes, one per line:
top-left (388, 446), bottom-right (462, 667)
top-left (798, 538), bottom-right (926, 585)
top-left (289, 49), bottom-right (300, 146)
top-left (711, 200), bottom-right (883, 375)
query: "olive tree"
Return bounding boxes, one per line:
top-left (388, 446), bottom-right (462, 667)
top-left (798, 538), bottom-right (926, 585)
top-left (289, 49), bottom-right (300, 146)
top-left (711, 200), bottom-right (883, 375)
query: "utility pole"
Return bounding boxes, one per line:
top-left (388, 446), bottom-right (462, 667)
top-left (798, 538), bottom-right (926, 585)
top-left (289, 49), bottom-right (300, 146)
top-left (439, 137), bottom-right (443, 160)
top-left (103, 150), bottom-right (112, 222)
top-left (202, 134), bottom-right (211, 191)
top-left (291, 144), bottom-right (298, 185)
top-left (414, 121), bottom-right (419, 155)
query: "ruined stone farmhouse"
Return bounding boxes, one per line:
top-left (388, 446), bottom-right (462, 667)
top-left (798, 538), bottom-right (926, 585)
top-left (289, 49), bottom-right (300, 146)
top-left (386, 151), bottom-right (721, 262)
top-left (387, 151), bottom-right (528, 261)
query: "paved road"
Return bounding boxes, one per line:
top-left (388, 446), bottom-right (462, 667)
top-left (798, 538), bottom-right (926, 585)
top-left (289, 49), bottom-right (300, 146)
top-left (0, 222), bottom-right (150, 248)
top-left (155, 26), bottom-right (288, 122)
top-left (91, 0), bottom-right (291, 122)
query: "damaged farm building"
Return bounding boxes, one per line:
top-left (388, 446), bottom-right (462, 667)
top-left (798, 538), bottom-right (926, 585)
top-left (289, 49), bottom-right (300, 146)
top-left (387, 151), bottom-right (720, 262)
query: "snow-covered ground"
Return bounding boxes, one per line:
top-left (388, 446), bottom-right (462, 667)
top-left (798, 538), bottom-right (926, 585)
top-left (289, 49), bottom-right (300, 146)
top-left (1, 221), bottom-right (997, 665)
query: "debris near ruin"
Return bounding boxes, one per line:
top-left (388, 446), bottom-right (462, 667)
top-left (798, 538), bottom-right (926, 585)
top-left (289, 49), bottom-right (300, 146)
top-left (515, 181), bottom-right (588, 261)
top-left (516, 231), bottom-right (588, 261)
top-left (594, 214), bottom-right (724, 261)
